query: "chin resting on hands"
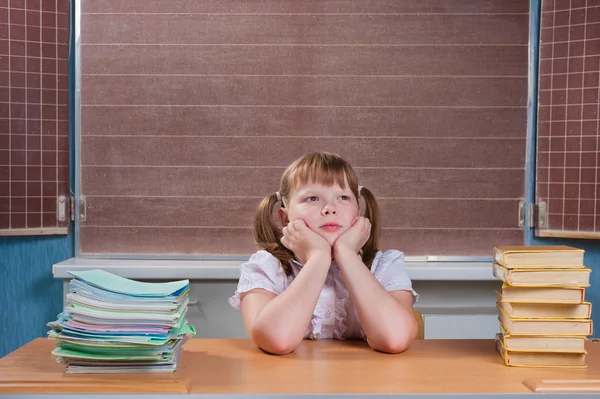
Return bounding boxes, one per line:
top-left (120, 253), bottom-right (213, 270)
top-left (333, 216), bottom-right (371, 257)
top-left (280, 219), bottom-right (331, 263)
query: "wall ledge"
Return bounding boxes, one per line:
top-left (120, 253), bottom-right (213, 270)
top-left (53, 257), bottom-right (495, 281)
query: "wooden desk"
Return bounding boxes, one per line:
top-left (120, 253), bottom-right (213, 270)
top-left (1, 338), bottom-right (600, 397)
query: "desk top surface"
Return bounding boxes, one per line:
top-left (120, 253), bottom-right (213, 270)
top-left (1, 338), bottom-right (600, 395)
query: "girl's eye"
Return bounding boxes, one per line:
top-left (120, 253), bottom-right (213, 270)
top-left (339, 195), bottom-right (351, 201)
top-left (306, 196), bottom-right (318, 202)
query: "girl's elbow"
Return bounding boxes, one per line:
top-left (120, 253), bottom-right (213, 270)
top-left (379, 338), bottom-right (412, 354)
top-left (260, 339), bottom-right (299, 355)
top-left (369, 333), bottom-right (415, 354)
top-left (250, 327), bottom-right (301, 355)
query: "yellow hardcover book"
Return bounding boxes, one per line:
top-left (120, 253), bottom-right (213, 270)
top-left (495, 334), bottom-right (587, 368)
top-left (492, 263), bottom-right (591, 287)
top-left (496, 291), bottom-right (592, 318)
top-left (493, 245), bottom-right (584, 268)
top-left (500, 284), bottom-right (585, 304)
top-left (497, 304), bottom-right (593, 336)
top-left (498, 323), bottom-right (586, 353)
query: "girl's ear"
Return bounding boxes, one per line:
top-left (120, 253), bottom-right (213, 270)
top-left (278, 207), bottom-right (289, 225)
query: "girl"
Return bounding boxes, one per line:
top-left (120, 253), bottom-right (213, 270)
top-left (229, 152), bottom-right (419, 355)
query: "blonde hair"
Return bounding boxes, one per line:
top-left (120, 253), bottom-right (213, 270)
top-left (254, 152), bottom-right (381, 275)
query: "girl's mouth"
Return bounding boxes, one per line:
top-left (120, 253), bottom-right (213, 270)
top-left (320, 223), bottom-right (341, 232)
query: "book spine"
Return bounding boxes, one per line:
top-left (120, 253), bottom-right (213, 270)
top-left (492, 264), bottom-right (508, 283)
top-left (494, 247), bottom-right (504, 266)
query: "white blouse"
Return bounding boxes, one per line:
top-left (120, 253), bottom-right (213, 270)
top-left (229, 249), bottom-right (419, 340)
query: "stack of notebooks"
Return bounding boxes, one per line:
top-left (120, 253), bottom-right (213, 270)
top-left (47, 269), bottom-right (196, 374)
top-left (493, 245), bottom-right (592, 368)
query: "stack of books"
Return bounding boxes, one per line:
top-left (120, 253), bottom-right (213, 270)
top-left (492, 245), bottom-right (592, 368)
top-left (47, 269), bottom-right (196, 373)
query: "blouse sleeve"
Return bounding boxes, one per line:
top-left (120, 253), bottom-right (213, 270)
top-left (372, 250), bottom-right (419, 304)
top-left (228, 250), bottom-right (288, 311)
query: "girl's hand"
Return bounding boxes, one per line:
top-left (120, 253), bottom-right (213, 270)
top-left (333, 216), bottom-right (371, 258)
top-left (280, 219), bottom-right (331, 264)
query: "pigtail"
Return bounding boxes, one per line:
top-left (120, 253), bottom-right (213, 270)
top-left (253, 194), bottom-right (295, 275)
top-left (359, 187), bottom-right (381, 270)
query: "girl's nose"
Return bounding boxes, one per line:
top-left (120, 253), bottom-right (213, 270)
top-left (321, 204), bottom-right (337, 216)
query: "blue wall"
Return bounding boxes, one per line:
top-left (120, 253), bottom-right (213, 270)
top-left (0, 235), bottom-right (73, 357)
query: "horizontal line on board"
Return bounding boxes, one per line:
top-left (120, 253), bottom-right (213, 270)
top-left (539, 38), bottom-right (600, 45)
top-left (82, 105), bottom-right (526, 109)
top-left (537, 166), bottom-right (600, 168)
top-left (0, 9), bottom-right (69, 14)
top-left (81, 43), bottom-right (528, 47)
top-left (542, 197), bottom-right (599, 200)
top-left (0, 39), bottom-right (69, 44)
top-left (0, 136), bottom-right (69, 139)
top-left (79, 225), bottom-right (522, 231)
top-left (82, 135), bottom-right (526, 140)
top-left (0, 56), bottom-right (68, 61)
top-left (536, 135), bottom-right (600, 137)
top-left (539, 72), bottom-right (600, 76)
top-left (538, 117), bottom-right (598, 120)
top-left (543, 6), bottom-right (600, 13)
top-left (83, 73), bottom-right (527, 78)
top-left (81, 12), bottom-right (529, 16)
top-left (0, 212), bottom-right (62, 215)
top-left (0, 150), bottom-right (69, 152)
top-left (0, 118), bottom-right (68, 121)
top-left (0, 31), bottom-right (68, 38)
top-left (82, 195), bottom-right (522, 201)
top-left (0, 101), bottom-right (67, 105)
top-left (0, 134), bottom-right (69, 136)
top-left (541, 19), bottom-right (600, 27)
top-left (539, 56), bottom-right (600, 61)
top-left (538, 151), bottom-right (600, 153)
top-left (539, 87), bottom-right (600, 91)
top-left (0, 87), bottom-right (68, 91)
top-left (80, 165), bottom-right (524, 170)
top-left (0, 104), bottom-right (68, 107)
top-left (0, 183), bottom-right (67, 186)
top-left (538, 182), bottom-right (599, 185)
top-left (548, 213), bottom-right (600, 216)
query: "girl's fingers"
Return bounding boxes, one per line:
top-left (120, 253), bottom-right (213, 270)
top-left (362, 218), bottom-right (370, 229)
top-left (289, 220), bottom-right (299, 235)
top-left (293, 219), bottom-right (306, 231)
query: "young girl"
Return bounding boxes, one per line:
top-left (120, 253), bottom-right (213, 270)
top-left (229, 152), bottom-right (419, 355)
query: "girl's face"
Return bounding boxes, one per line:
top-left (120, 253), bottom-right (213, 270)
top-left (279, 181), bottom-right (360, 246)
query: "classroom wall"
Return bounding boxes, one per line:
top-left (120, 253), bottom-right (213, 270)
top-left (1, 0), bottom-right (599, 358)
